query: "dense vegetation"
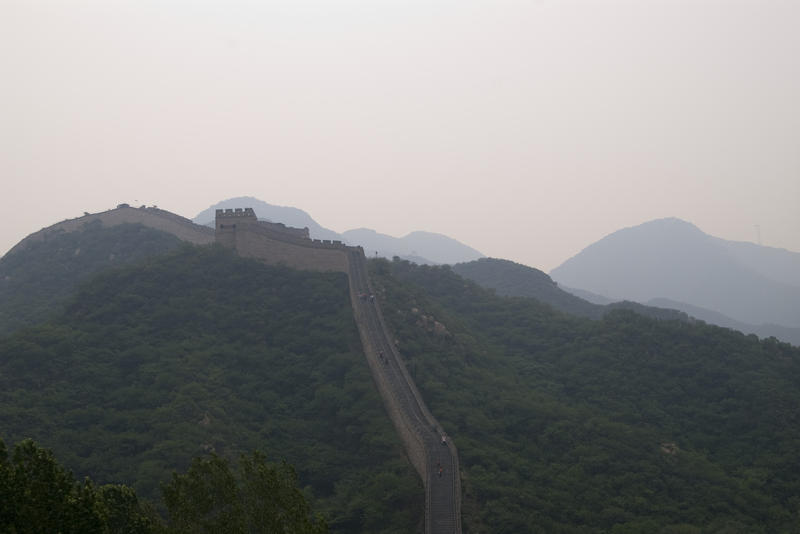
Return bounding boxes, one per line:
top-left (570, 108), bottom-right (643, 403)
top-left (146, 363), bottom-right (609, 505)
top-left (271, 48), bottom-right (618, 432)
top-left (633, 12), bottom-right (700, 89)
top-left (1, 437), bottom-right (326, 533)
top-left (453, 258), bottom-right (689, 322)
top-left (452, 258), bottom-right (604, 318)
top-left (0, 245), bottom-right (421, 533)
top-left (0, 221), bottom-right (183, 336)
top-left (373, 258), bottom-right (800, 532)
top-left (1, 437), bottom-right (159, 534)
top-left (161, 450), bottom-right (328, 534)
top-left (4, 221), bottom-right (800, 532)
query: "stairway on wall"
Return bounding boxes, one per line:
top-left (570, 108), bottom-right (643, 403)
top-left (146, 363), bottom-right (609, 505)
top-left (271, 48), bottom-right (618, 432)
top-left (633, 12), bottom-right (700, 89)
top-left (347, 250), bottom-right (462, 534)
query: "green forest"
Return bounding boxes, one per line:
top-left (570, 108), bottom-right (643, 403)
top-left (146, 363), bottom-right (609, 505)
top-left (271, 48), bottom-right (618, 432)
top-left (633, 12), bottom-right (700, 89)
top-left (452, 257), bottom-right (689, 322)
top-left (0, 221), bottom-right (183, 337)
top-left (371, 258), bottom-right (800, 532)
top-left (0, 245), bottom-right (421, 533)
top-left (1, 436), bottom-right (327, 533)
top-left (1, 224), bottom-right (800, 532)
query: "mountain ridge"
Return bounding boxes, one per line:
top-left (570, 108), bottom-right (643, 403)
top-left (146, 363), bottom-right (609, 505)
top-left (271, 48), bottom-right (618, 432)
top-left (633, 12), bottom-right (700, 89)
top-left (550, 217), bottom-right (800, 329)
top-left (453, 257), bottom-right (689, 323)
top-left (194, 197), bottom-right (484, 265)
top-left (1, 210), bottom-right (800, 531)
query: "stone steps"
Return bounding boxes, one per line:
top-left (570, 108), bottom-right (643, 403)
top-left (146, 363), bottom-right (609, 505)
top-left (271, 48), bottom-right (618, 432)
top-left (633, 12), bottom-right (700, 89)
top-left (347, 251), bottom-right (461, 534)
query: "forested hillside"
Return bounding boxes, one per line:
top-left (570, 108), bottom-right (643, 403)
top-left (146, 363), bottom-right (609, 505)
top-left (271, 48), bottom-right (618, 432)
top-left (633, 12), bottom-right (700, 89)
top-left (3, 224), bottom-right (800, 532)
top-left (372, 258), bottom-right (800, 532)
top-left (0, 221), bottom-right (183, 336)
top-left (453, 258), bottom-right (688, 323)
top-left (0, 246), bottom-right (421, 533)
top-left (1, 436), bottom-right (328, 533)
top-left (452, 258), bottom-right (603, 318)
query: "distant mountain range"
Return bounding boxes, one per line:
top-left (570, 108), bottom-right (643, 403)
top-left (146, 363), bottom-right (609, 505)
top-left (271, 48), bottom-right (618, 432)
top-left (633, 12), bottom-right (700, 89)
top-left (549, 217), bottom-right (800, 342)
top-left (452, 258), bottom-right (689, 323)
top-left (645, 297), bottom-right (800, 346)
top-left (454, 257), bottom-right (800, 346)
top-left (193, 196), bottom-right (484, 265)
top-left (5, 201), bottom-right (798, 345)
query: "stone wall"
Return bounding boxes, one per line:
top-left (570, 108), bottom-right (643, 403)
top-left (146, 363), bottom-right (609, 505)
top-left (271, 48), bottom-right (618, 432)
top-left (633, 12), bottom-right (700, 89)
top-left (215, 208), bottom-right (353, 274)
top-left (346, 250), bottom-right (462, 533)
top-left (8, 206), bottom-right (215, 255)
top-left (347, 255), bottom-right (429, 478)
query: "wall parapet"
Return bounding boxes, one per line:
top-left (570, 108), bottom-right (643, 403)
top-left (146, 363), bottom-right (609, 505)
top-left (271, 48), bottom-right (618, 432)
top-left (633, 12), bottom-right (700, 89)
top-left (214, 207), bottom-right (357, 273)
top-left (215, 207), bottom-right (257, 219)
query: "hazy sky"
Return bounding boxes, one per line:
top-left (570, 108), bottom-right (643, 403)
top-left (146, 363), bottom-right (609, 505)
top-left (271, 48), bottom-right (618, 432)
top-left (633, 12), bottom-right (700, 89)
top-left (2, 0), bottom-right (798, 271)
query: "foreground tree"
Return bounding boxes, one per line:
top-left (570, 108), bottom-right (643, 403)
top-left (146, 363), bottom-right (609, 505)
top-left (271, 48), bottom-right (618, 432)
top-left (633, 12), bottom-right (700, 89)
top-left (0, 438), bottom-right (158, 534)
top-left (1, 438), bottom-right (325, 534)
top-left (1, 438), bottom-right (106, 533)
top-left (162, 451), bottom-right (327, 534)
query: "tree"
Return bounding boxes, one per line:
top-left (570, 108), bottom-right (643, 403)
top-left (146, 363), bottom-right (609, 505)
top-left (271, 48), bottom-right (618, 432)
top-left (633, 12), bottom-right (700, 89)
top-left (99, 484), bottom-right (162, 534)
top-left (162, 452), bottom-right (327, 534)
top-left (0, 438), bottom-right (106, 534)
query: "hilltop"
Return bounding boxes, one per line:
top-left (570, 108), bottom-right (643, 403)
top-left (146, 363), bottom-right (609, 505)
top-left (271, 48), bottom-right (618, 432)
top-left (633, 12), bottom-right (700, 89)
top-left (453, 258), bottom-right (688, 322)
top-left (0, 220), bottom-right (185, 336)
top-left (551, 217), bottom-right (800, 335)
top-left (194, 197), bottom-right (484, 265)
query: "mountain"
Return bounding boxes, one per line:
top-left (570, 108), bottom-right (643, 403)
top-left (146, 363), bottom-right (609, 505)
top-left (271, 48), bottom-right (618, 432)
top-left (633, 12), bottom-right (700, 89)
top-left (0, 245), bottom-right (421, 532)
top-left (0, 201), bottom-right (481, 335)
top-left (192, 196), bottom-right (342, 241)
top-left (453, 258), bottom-right (689, 323)
top-left (2, 212), bottom-right (800, 531)
top-left (194, 197), bottom-right (484, 265)
top-left (0, 204), bottom-right (218, 337)
top-left (557, 284), bottom-right (614, 305)
top-left (452, 258), bottom-right (604, 317)
top-left (398, 231), bottom-right (484, 265)
top-left (341, 228), bottom-right (484, 265)
top-left (550, 217), bottom-right (800, 329)
top-left (374, 257), bottom-right (800, 532)
top-left (0, 220), bottom-right (184, 336)
top-left (646, 297), bottom-right (800, 346)
top-left (716, 237), bottom-right (800, 288)
top-left (452, 258), bottom-right (800, 345)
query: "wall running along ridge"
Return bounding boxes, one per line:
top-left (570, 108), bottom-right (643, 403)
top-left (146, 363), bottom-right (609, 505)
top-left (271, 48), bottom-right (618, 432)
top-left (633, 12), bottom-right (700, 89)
top-left (6, 204), bottom-right (461, 532)
top-left (347, 250), bottom-right (462, 533)
top-left (215, 207), bottom-right (462, 533)
top-left (7, 205), bottom-right (215, 256)
top-left (215, 208), bottom-right (351, 273)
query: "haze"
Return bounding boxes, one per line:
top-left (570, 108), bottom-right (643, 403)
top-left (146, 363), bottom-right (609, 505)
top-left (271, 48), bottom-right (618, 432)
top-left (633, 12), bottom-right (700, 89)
top-left (2, 0), bottom-right (798, 271)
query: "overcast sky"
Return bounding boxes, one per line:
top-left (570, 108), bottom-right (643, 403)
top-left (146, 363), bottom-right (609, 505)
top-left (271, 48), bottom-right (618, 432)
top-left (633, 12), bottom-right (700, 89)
top-left (2, 0), bottom-right (798, 271)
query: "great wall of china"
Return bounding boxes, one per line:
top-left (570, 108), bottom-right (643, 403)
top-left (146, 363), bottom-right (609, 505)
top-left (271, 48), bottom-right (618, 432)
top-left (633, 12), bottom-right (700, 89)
top-left (7, 204), bottom-right (215, 255)
top-left (11, 205), bottom-right (462, 533)
top-left (216, 207), bottom-right (462, 533)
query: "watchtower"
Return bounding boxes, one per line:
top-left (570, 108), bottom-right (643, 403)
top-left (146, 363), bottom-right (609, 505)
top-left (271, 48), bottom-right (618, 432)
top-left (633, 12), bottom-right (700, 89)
top-left (215, 208), bottom-right (257, 249)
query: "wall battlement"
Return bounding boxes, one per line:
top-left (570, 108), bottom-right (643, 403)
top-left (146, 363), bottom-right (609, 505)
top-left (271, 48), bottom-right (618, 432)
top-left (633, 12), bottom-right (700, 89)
top-left (215, 207), bottom-right (356, 273)
top-left (216, 208), bottom-right (258, 219)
